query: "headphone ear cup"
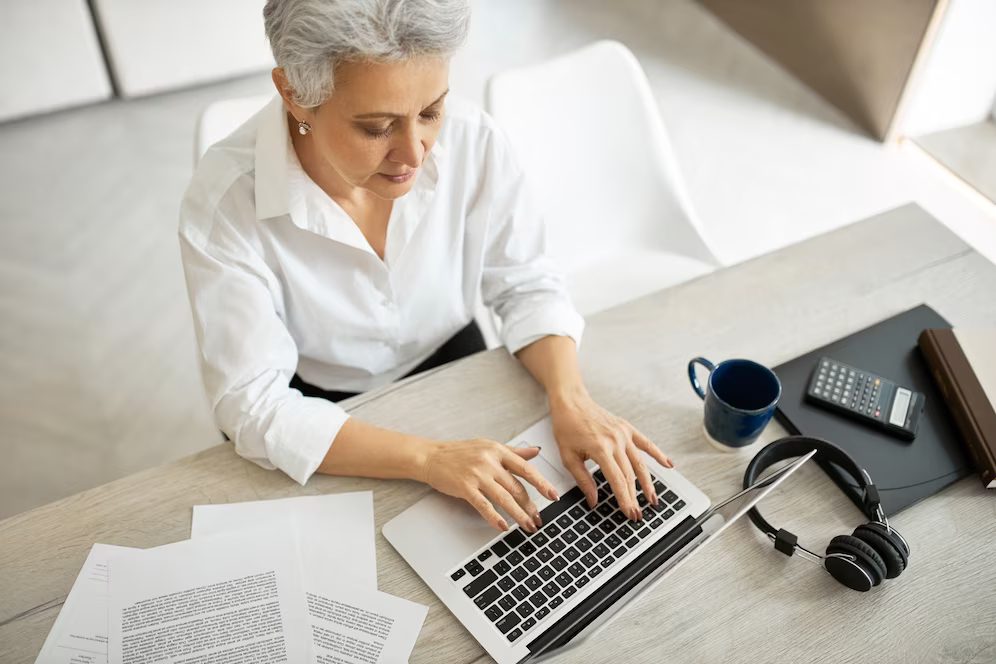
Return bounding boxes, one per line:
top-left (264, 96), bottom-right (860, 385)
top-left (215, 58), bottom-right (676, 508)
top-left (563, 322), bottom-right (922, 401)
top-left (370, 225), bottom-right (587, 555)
top-left (863, 521), bottom-right (910, 561)
top-left (853, 524), bottom-right (906, 579)
top-left (825, 535), bottom-right (886, 590)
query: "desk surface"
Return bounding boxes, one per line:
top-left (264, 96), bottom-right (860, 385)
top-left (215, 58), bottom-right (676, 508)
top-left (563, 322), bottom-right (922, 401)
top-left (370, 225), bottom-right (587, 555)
top-left (3, 204), bottom-right (995, 663)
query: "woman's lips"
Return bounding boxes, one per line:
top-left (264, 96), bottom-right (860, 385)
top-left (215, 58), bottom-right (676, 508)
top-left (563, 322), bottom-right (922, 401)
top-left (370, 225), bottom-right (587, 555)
top-left (380, 170), bottom-right (416, 184)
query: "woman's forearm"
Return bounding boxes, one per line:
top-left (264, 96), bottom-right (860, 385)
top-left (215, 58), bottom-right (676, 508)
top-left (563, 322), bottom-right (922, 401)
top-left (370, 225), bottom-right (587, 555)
top-left (316, 417), bottom-right (435, 481)
top-left (514, 335), bottom-right (588, 408)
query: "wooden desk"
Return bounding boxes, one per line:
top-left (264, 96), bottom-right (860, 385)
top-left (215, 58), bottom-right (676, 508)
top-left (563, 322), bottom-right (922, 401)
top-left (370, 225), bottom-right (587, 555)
top-left (3, 204), bottom-right (995, 663)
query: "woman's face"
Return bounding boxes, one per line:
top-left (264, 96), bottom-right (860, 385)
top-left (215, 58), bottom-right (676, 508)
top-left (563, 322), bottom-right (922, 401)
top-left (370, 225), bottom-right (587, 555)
top-left (281, 56), bottom-right (450, 201)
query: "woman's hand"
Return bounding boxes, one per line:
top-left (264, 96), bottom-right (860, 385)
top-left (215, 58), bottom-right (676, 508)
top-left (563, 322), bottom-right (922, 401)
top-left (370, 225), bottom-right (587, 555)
top-left (418, 438), bottom-right (561, 533)
top-left (550, 391), bottom-right (674, 521)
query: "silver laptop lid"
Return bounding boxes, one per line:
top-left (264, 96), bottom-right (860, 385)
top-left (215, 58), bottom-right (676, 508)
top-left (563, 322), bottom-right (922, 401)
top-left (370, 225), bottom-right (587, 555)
top-left (527, 449), bottom-right (817, 662)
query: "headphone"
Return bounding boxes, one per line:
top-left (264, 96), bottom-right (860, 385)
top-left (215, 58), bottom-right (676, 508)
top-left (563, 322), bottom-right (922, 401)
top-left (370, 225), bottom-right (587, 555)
top-left (742, 435), bottom-right (910, 591)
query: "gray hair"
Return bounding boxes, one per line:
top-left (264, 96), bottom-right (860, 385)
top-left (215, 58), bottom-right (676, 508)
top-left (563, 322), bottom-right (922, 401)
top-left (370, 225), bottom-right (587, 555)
top-left (263, 0), bottom-right (471, 108)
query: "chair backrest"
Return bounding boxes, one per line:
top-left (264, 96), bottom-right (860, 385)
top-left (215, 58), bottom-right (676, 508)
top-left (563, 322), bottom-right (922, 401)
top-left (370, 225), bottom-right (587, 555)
top-left (485, 40), bottom-right (718, 271)
top-left (194, 94), bottom-right (272, 163)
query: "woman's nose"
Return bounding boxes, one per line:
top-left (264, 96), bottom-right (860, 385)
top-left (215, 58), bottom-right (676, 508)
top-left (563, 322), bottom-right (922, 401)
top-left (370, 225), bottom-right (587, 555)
top-left (388, 126), bottom-right (425, 169)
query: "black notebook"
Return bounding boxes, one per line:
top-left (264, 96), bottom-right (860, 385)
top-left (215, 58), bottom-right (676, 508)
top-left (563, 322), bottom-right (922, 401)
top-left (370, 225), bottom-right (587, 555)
top-left (774, 304), bottom-right (971, 515)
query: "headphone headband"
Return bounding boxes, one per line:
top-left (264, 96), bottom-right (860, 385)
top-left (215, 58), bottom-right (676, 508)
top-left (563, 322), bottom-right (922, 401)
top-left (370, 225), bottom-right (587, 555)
top-left (743, 436), bottom-right (882, 553)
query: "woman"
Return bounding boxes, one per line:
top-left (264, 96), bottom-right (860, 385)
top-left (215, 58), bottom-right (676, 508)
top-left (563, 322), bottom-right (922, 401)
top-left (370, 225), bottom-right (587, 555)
top-left (179, 0), bottom-right (674, 535)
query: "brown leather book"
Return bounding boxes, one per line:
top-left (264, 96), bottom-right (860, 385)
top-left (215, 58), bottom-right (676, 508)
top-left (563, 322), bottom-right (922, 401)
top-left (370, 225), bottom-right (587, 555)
top-left (918, 328), bottom-right (996, 489)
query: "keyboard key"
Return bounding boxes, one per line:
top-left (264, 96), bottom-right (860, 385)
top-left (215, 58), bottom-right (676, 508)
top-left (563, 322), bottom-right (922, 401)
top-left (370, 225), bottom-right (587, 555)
top-left (597, 503), bottom-right (614, 517)
top-left (466, 560), bottom-right (484, 576)
top-left (569, 505), bottom-right (585, 520)
top-left (603, 554), bottom-right (615, 567)
top-left (504, 530), bottom-right (526, 549)
top-left (520, 542), bottom-right (537, 556)
top-left (563, 585), bottom-right (577, 598)
top-left (576, 575), bottom-right (590, 588)
top-left (642, 506), bottom-right (655, 521)
top-left (507, 627), bottom-right (522, 642)
top-left (537, 548), bottom-right (554, 563)
top-left (563, 546), bottom-right (580, 561)
top-left (551, 556), bottom-right (567, 571)
top-left (613, 546), bottom-right (626, 559)
top-left (463, 570), bottom-right (497, 598)
top-left (517, 602), bottom-right (535, 618)
top-left (556, 571), bottom-right (572, 587)
top-left (618, 524), bottom-right (634, 538)
top-left (546, 524), bottom-right (562, 537)
top-left (597, 487), bottom-right (610, 502)
top-left (538, 567), bottom-right (555, 581)
top-left (594, 469), bottom-right (605, 483)
top-left (563, 530), bottom-right (579, 544)
top-left (673, 500), bottom-right (686, 511)
top-left (610, 512), bottom-right (626, 525)
top-left (494, 560), bottom-right (511, 575)
top-left (549, 539), bottom-right (566, 553)
top-left (662, 491), bottom-right (678, 503)
top-left (474, 586), bottom-right (501, 610)
top-left (574, 521), bottom-right (591, 535)
top-left (499, 595), bottom-right (516, 611)
top-left (589, 529), bottom-right (605, 543)
top-left (498, 577), bottom-right (515, 591)
top-left (491, 541), bottom-right (510, 558)
top-left (585, 512), bottom-right (601, 525)
top-left (637, 493), bottom-right (648, 508)
top-left (507, 550), bottom-right (524, 566)
top-left (533, 532), bottom-right (549, 547)
top-left (549, 596), bottom-right (564, 610)
top-left (540, 486), bottom-right (585, 525)
top-left (511, 566), bottom-right (528, 582)
top-left (485, 605), bottom-right (503, 621)
top-left (543, 582), bottom-right (560, 598)
top-left (497, 612), bottom-right (521, 634)
top-left (451, 568), bottom-right (466, 582)
top-left (522, 616), bottom-right (537, 632)
top-left (589, 565), bottom-right (603, 578)
top-left (661, 508), bottom-right (674, 520)
top-left (530, 592), bottom-right (547, 609)
top-left (593, 543), bottom-right (610, 558)
top-left (576, 538), bottom-right (592, 553)
top-left (581, 553), bottom-right (597, 568)
top-left (524, 557), bottom-right (540, 572)
top-left (649, 517), bottom-right (662, 529)
top-left (568, 562), bottom-right (586, 577)
top-left (556, 515), bottom-right (572, 529)
top-left (536, 606), bottom-right (551, 620)
top-left (637, 526), bottom-right (652, 539)
top-left (606, 534), bottom-right (622, 549)
top-left (525, 576), bottom-right (542, 591)
top-left (478, 550), bottom-right (493, 562)
top-left (512, 586), bottom-right (529, 601)
top-left (653, 480), bottom-right (666, 494)
top-left (626, 536), bottom-right (639, 548)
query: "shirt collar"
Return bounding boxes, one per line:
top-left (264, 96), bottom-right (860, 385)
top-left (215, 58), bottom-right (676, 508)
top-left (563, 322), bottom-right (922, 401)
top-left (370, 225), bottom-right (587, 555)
top-left (253, 95), bottom-right (447, 259)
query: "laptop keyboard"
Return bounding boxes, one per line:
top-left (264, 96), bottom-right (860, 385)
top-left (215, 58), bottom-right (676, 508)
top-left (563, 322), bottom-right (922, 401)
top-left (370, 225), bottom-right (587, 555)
top-left (449, 468), bottom-right (688, 644)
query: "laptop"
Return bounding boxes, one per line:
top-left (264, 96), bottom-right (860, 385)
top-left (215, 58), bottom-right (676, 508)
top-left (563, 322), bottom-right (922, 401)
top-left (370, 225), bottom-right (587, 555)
top-left (384, 417), bottom-right (814, 663)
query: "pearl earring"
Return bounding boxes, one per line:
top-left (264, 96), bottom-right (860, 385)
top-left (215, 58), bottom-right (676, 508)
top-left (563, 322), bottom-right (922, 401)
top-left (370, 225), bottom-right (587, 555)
top-left (298, 120), bottom-right (312, 135)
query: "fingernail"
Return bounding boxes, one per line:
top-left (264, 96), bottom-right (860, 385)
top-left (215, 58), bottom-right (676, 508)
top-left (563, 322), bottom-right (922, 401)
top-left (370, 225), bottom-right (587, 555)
top-left (533, 513), bottom-right (543, 528)
top-left (550, 489), bottom-right (560, 501)
top-left (651, 493), bottom-right (659, 507)
top-left (499, 519), bottom-right (509, 531)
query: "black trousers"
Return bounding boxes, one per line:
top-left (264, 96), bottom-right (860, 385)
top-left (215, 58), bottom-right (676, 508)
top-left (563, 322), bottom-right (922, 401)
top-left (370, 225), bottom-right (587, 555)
top-left (289, 320), bottom-right (487, 403)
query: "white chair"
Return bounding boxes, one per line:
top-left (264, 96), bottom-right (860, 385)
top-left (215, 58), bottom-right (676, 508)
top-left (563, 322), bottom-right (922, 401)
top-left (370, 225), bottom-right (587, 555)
top-left (194, 95), bottom-right (272, 163)
top-left (482, 40), bottom-right (720, 337)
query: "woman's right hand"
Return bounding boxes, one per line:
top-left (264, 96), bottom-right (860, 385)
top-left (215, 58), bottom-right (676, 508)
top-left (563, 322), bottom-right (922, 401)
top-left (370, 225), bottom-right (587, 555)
top-left (418, 439), bottom-right (560, 533)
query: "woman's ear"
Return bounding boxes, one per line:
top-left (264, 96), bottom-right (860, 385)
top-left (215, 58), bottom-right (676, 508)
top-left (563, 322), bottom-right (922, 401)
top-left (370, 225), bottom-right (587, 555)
top-left (271, 67), bottom-right (308, 121)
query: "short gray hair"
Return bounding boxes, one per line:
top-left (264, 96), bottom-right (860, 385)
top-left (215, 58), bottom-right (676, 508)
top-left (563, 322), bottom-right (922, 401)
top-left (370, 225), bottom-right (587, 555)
top-left (263, 0), bottom-right (471, 108)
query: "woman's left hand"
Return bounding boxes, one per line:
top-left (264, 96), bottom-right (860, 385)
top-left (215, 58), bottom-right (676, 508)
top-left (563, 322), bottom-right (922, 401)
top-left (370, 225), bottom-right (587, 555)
top-left (550, 391), bottom-right (674, 522)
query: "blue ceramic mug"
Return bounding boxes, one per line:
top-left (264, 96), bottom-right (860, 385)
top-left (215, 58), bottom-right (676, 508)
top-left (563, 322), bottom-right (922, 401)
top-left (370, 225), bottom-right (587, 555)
top-left (688, 357), bottom-right (782, 451)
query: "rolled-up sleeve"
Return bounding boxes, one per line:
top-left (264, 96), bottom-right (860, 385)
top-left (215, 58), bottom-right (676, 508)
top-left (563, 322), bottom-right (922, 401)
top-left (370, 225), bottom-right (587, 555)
top-left (179, 203), bottom-right (347, 486)
top-left (480, 133), bottom-right (585, 354)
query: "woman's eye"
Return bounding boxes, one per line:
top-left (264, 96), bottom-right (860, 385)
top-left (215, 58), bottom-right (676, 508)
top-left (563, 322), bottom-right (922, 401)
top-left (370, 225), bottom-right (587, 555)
top-left (420, 110), bottom-right (441, 122)
top-left (362, 124), bottom-right (392, 138)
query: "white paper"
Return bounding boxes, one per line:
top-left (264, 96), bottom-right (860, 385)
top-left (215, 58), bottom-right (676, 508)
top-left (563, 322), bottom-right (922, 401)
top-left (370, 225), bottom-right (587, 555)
top-left (35, 543), bottom-right (138, 664)
top-left (107, 526), bottom-right (310, 663)
top-left (190, 492), bottom-right (377, 591)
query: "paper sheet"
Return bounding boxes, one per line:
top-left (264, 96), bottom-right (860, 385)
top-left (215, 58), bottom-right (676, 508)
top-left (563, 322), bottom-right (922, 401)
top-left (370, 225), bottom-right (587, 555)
top-left (191, 492), bottom-right (427, 663)
top-left (35, 543), bottom-right (138, 664)
top-left (107, 525), bottom-right (311, 663)
top-left (190, 492), bottom-right (377, 591)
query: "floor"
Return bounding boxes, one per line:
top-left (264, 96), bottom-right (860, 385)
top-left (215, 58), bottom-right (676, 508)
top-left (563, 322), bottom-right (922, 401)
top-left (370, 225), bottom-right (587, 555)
top-left (1, 0), bottom-right (994, 520)
top-left (915, 120), bottom-right (996, 204)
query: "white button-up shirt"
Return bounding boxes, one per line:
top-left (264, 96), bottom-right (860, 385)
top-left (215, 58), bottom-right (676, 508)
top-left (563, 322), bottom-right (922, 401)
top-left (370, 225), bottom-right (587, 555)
top-left (179, 95), bottom-right (584, 485)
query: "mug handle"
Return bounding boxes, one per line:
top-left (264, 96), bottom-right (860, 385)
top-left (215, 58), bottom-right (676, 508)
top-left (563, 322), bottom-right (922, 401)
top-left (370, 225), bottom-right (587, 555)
top-left (688, 357), bottom-right (715, 400)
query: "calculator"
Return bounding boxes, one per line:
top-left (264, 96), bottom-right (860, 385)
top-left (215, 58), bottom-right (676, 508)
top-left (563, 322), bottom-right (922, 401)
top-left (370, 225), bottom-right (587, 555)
top-left (805, 357), bottom-right (925, 441)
